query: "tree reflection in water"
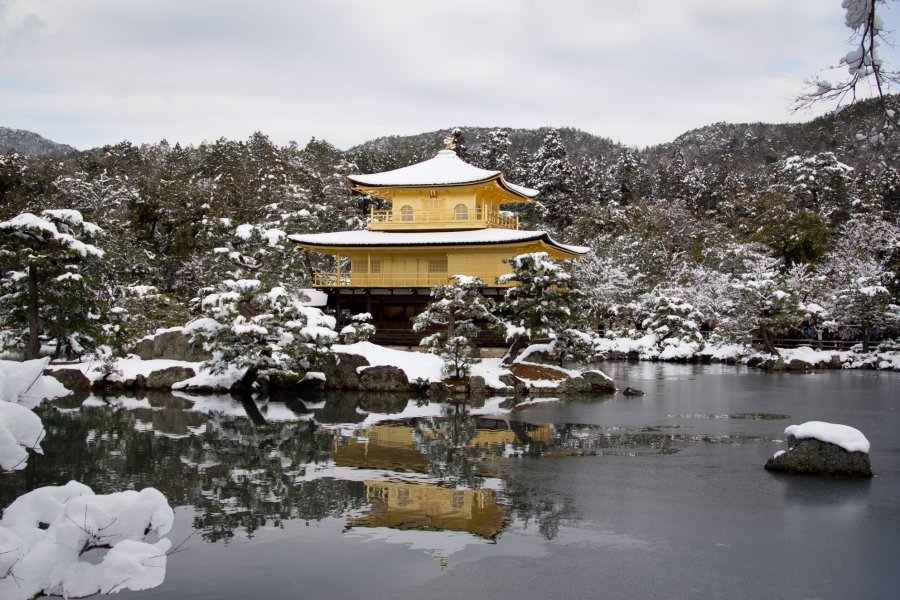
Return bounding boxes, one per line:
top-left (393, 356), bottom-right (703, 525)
top-left (0, 391), bottom-right (691, 547)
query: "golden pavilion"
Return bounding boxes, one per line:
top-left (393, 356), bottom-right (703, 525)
top-left (290, 149), bottom-right (587, 342)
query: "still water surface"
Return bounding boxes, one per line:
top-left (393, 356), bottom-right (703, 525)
top-left (3, 363), bottom-right (898, 599)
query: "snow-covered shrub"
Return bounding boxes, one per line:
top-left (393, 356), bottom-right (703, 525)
top-left (0, 481), bottom-right (174, 599)
top-left (340, 312), bottom-right (375, 343)
top-left (552, 328), bottom-right (597, 365)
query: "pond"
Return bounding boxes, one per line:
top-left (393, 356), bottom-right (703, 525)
top-left (3, 363), bottom-right (899, 600)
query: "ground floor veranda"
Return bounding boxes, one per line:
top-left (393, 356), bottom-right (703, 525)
top-left (325, 287), bottom-right (507, 346)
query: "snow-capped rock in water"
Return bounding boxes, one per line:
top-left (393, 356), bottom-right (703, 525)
top-left (765, 421), bottom-right (873, 477)
top-left (0, 400), bottom-right (46, 471)
top-left (0, 481), bottom-right (175, 600)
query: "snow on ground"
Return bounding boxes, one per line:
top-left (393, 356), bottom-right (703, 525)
top-left (334, 341), bottom-right (512, 387)
top-left (171, 362), bottom-right (244, 391)
top-left (334, 342), bottom-right (442, 381)
top-left (595, 333), bottom-right (900, 371)
top-left (0, 481), bottom-right (174, 600)
top-left (64, 356), bottom-right (202, 384)
top-left (785, 421), bottom-right (871, 453)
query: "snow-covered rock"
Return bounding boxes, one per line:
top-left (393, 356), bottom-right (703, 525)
top-left (0, 401), bottom-right (45, 471)
top-left (765, 421), bottom-right (873, 477)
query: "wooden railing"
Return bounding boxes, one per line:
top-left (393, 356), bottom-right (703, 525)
top-left (370, 207), bottom-right (518, 229)
top-left (314, 272), bottom-right (454, 288)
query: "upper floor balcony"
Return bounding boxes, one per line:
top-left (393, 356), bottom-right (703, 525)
top-left (369, 206), bottom-right (519, 231)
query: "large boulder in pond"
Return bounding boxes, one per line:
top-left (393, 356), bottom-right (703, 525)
top-left (582, 370), bottom-right (616, 394)
top-left (358, 365), bottom-right (411, 392)
top-left (145, 366), bottom-right (196, 389)
top-left (765, 421), bottom-right (873, 477)
top-left (46, 368), bottom-right (91, 399)
top-left (318, 352), bottom-right (370, 390)
top-left (499, 373), bottom-right (528, 396)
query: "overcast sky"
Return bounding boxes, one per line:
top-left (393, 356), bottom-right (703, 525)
top-left (2, 0), bottom-right (899, 151)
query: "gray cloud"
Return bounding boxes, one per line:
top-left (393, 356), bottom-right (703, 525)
top-left (1, 0), bottom-right (897, 150)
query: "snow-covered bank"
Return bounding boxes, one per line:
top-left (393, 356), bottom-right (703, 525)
top-left (592, 333), bottom-right (900, 371)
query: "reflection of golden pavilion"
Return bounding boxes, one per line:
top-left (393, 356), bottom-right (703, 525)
top-left (332, 422), bottom-right (547, 541)
top-left (333, 421), bottom-right (553, 540)
top-left (349, 481), bottom-right (506, 540)
top-left (333, 424), bottom-right (429, 471)
top-left (332, 422), bottom-right (552, 471)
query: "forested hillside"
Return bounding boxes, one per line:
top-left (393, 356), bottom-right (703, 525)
top-left (1, 95), bottom-right (898, 360)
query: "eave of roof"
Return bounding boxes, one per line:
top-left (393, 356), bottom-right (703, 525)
top-left (288, 228), bottom-right (588, 257)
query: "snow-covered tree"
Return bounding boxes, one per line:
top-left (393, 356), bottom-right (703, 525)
top-left (0, 210), bottom-right (104, 359)
top-left (796, 0), bottom-right (900, 135)
top-left (641, 295), bottom-right (705, 347)
top-left (830, 256), bottom-right (898, 352)
top-left (475, 128), bottom-right (513, 173)
top-left (573, 248), bottom-right (643, 329)
top-left (443, 128), bottom-right (469, 161)
top-left (413, 276), bottom-right (499, 379)
top-left (610, 149), bottom-right (641, 206)
top-left (498, 253), bottom-right (587, 363)
top-left (185, 280), bottom-right (337, 391)
top-left (777, 153), bottom-right (855, 223)
top-left (532, 129), bottom-right (575, 229)
top-left (722, 255), bottom-right (803, 355)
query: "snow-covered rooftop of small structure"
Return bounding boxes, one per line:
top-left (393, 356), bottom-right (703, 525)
top-left (289, 228), bottom-right (588, 255)
top-left (785, 421), bottom-right (871, 453)
top-left (348, 150), bottom-right (539, 199)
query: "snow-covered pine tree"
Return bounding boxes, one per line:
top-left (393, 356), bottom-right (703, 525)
top-left (185, 279), bottom-right (336, 391)
top-left (412, 275), bottom-right (499, 379)
top-left (475, 129), bottom-right (513, 173)
top-left (777, 153), bottom-right (855, 224)
top-left (532, 129), bottom-right (575, 230)
top-left (185, 217), bottom-right (336, 391)
top-left (498, 252), bottom-right (587, 364)
top-left (641, 295), bottom-right (705, 348)
top-left (722, 254), bottom-right (803, 355)
top-left (0, 209), bottom-right (104, 359)
top-left (610, 149), bottom-right (641, 206)
top-left (444, 128), bottom-right (469, 161)
top-left (826, 254), bottom-right (899, 352)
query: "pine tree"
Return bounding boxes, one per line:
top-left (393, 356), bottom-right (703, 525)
top-left (475, 129), bottom-right (513, 173)
top-left (498, 252), bottom-right (587, 364)
top-left (412, 276), bottom-right (499, 379)
top-left (722, 254), bottom-right (803, 355)
top-left (0, 209), bottom-right (105, 359)
top-left (185, 280), bottom-right (337, 391)
top-left (532, 130), bottom-right (575, 230)
top-left (443, 128), bottom-right (469, 161)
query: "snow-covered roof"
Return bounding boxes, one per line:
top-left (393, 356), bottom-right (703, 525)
top-left (289, 228), bottom-right (588, 256)
top-left (348, 150), bottom-right (539, 199)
